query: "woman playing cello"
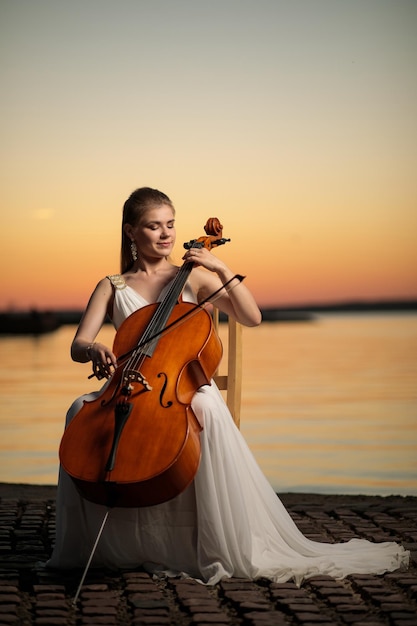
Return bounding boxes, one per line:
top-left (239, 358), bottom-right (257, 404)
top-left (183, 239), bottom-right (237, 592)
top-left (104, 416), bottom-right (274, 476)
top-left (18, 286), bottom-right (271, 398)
top-left (47, 186), bottom-right (408, 585)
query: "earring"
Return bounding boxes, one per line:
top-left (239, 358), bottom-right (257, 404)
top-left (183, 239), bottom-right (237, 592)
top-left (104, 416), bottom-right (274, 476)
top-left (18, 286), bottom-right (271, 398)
top-left (130, 240), bottom-right (138, 261)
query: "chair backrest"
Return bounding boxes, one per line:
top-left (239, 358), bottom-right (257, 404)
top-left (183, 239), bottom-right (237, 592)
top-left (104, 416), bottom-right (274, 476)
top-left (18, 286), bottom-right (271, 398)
top-left (212, 308), bottom-right (242, 428)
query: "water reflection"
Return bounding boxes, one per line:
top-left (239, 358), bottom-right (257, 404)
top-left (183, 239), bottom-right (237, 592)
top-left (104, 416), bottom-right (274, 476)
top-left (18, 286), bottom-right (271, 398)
top-left (0, 314), bottom-right (416, 495)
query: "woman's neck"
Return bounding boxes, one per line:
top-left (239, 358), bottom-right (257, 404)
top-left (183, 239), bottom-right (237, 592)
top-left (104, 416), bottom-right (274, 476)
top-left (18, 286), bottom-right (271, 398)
top-left (131, 256), bottom-right (174, 276)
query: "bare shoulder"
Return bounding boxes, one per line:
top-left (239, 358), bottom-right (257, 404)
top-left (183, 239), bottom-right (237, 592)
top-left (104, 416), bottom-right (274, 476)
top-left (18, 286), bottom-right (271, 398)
top-left (86, 276), bottom-right (115, 306)
top-left (96, 276), bottom-right (115, 293)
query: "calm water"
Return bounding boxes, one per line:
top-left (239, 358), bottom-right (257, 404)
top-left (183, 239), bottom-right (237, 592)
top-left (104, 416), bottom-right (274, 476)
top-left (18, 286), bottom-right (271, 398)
top-left (1, 314), bottom-right (416, 495)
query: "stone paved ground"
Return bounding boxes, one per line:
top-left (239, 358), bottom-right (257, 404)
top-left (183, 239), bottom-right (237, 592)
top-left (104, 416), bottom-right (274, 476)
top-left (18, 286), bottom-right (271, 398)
top-left (0, 484), bottom-right (416, 626)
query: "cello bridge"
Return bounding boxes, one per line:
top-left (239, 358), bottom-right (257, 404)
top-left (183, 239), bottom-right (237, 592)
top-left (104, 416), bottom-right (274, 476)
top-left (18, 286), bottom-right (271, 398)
top-left (123, 369), bottom-right (153, 392)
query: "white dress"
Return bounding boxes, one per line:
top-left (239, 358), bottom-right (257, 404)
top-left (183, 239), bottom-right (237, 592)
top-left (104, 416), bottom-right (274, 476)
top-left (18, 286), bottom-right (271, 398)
top-left (46, 275), bottom-right (409, 585)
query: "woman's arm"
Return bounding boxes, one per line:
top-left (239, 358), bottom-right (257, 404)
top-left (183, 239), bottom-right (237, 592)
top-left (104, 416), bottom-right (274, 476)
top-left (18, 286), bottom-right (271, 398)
top-left (184, 248), bottom-right (262, 327)
top-left (71, 277), bottom-right (117, 378)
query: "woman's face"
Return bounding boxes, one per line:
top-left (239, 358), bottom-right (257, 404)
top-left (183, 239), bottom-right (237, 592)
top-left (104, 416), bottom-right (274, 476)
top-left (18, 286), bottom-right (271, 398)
top-left (128, 204), bottom-right (176, 260)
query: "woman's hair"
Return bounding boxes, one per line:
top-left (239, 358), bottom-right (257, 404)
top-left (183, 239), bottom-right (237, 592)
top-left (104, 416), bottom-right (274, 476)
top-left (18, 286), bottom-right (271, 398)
top-left (121, 187), bottom-right (175, 273)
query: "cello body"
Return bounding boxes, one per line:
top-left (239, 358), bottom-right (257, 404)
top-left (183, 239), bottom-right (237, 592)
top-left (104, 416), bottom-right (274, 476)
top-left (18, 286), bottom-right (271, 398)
top-left (59, 302), bottom-right (223, 508)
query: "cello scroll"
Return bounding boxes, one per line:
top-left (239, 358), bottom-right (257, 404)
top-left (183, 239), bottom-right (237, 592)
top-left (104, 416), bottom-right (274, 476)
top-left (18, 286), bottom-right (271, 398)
top-left (183, 217), bottom-right (231, 251)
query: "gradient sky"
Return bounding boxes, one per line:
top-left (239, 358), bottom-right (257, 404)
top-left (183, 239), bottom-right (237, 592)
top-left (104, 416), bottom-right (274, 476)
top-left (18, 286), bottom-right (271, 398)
top-left (1, 0), bottom-right (416, 310)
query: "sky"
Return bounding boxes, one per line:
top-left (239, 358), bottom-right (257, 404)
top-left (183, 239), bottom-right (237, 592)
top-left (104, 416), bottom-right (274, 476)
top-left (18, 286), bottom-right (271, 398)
top-left (1, 0), bottom-right (416, 310)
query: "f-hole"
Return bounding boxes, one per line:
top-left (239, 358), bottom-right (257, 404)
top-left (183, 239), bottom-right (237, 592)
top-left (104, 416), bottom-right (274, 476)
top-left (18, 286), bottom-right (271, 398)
top-left (157, 372), bottom-right (173, 408)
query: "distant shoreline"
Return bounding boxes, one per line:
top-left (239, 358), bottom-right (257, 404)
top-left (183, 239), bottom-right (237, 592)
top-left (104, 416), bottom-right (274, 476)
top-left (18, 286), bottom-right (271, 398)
top-left (1, 299), bottom-right (416, 331)
top-left (260, 299), bottom-right (417, 322)
top-left (54, 298), bottom-right (417, 324)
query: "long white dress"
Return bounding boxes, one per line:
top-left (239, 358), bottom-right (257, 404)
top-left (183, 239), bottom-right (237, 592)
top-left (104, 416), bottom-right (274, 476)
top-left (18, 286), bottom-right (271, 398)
top-left (46, 275), bottom-right (409, 585)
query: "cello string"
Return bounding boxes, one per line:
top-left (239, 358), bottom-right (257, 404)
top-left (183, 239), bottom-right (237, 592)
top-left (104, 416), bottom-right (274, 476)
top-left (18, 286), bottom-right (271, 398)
top-left (118, 274), bottom-right (244, 369)
top-left (129, 236), bottom-right (203, 353)
top-left (142, 259), bottom-right (195, 337)
top-left (122, 238), bottom-right (206, 374)
top-left (138, 261), bottom-right (193, 343)
top-left (123, 271), bottom-right (190, 375)
top-left (125, 260), bottom-right (192, 364)
top-left (115, 275), bottom-right (245, 369)
top-left (123, 260), bottom-right (195, 374)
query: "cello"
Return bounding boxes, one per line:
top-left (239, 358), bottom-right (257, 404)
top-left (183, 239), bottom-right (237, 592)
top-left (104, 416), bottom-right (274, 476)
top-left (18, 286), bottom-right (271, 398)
top-left (59, 218), bottom-right (232, 509)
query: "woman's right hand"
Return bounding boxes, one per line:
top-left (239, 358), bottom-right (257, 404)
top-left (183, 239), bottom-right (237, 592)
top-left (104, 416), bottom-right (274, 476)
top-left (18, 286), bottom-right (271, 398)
top-left (87, 342), bottom-right (117, 380)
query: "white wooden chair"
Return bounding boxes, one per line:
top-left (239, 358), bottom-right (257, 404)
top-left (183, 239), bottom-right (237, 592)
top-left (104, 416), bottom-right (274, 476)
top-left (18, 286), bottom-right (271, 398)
top-left (212, 309), bottom-right (242, 428)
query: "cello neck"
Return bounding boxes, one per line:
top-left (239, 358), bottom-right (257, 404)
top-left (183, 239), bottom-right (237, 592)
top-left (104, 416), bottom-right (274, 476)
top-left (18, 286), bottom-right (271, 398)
top-left (137, 260), bottom-right (194, 358)
top-left (129, 228), bottom-right (222, 359)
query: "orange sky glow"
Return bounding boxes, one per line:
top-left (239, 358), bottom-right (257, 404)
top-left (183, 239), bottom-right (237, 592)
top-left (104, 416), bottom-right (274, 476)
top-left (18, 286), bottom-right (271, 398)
top-left (1, 1), bottom-right (416, 311)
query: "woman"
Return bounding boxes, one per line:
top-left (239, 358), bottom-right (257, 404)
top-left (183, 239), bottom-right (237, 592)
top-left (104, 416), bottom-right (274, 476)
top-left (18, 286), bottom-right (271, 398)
top-left (47, 187), bottom-right (409, 585)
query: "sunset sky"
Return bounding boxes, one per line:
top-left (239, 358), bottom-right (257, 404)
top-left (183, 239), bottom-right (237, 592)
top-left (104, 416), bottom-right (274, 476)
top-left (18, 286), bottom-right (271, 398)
top-left (1, 0), bottom-right (416, 310)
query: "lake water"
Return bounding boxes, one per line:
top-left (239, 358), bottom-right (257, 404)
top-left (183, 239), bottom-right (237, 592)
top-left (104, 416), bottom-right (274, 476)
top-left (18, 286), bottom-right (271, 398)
top-left (0, 313), bottom-right (416, 496)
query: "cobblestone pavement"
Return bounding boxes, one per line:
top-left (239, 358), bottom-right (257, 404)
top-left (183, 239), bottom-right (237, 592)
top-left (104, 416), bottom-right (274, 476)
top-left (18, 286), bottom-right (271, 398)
top-left (0, 484), bottom-right (416, 626)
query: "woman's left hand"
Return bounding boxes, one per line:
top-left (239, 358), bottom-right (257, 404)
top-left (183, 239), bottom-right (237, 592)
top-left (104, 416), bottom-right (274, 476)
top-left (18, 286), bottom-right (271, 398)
top-left (183, 247), bottom-right (222, 273)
